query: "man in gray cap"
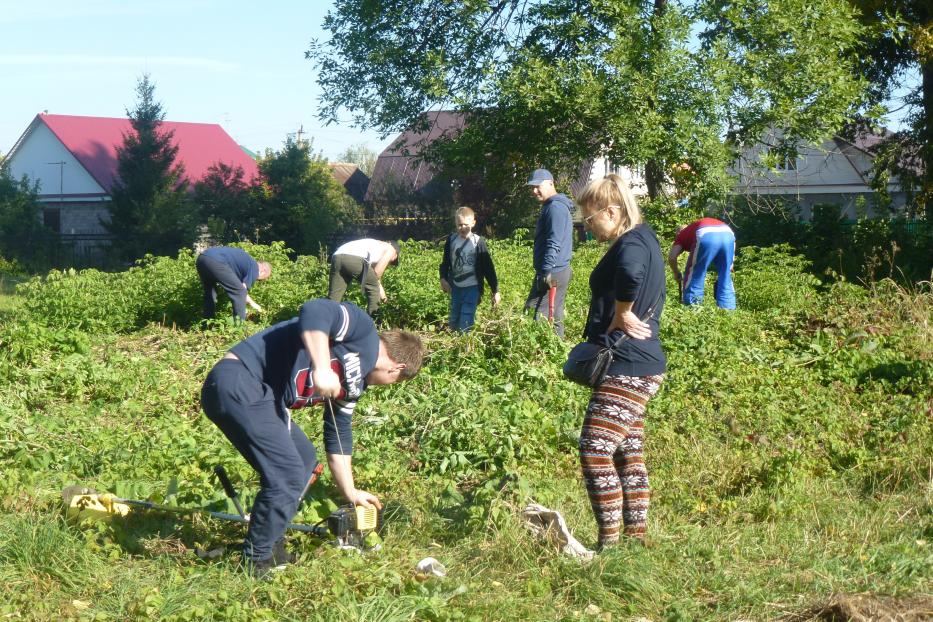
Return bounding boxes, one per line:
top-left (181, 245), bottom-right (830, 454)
top-left (525, 168), bottom-right (574, 337)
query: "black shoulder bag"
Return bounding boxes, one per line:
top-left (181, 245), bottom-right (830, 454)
top-left (562, 299), bottom-right (661, 388)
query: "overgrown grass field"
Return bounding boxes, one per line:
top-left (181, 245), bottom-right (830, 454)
top-left (0, 237), bottom-right (930, 621)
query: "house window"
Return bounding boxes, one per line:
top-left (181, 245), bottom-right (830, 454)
top-left (770, 147), bottom-right (798, 171)
top-left (604, 161), bottom-right (646, 180)
top-left (778, 155), bottom-right (797, 171)
top-left (43, 208), bottom-right (61, 233)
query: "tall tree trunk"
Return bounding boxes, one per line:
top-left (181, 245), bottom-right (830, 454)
top-left (922, 58), bottom-right (933, 221)
top-left (645, 160), bottom-right (665, 200)
top-left (645, 0), bottom-right (669, 201)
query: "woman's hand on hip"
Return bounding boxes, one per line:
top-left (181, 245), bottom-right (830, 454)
top-left (608, 310), bottom-right (651, 340)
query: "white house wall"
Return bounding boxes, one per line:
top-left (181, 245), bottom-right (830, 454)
top-left (733, 136), bottom-right (905, 219)
top-left (736, 138), bottom-right (867, 195)
top-left (589, 156), bottom-right (649, 197)
top-left (7, 121), bottom-right (105, 198)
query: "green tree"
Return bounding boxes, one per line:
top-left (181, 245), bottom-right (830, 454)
top-left (105, 74), bottom-right (198, 261)
top-left (258, 138), bottom-right (362, 255)
top-left (847, 1), bottom-right (932, 219)
top-left (194, 162), bottom-right (264, 243)
top-left (336, 143), bottom-right (378, 177)
top-left (309, 0), bottom-right (867, 207)
top-left (0, 170), bottom-right (57, 270)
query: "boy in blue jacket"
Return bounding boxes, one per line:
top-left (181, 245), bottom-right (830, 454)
top-left (200, 298), bottom-right (423, 576)
top-left (196, 246), bottom-right (271, 321)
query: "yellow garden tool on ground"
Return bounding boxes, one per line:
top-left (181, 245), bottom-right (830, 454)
top-left (62, 464), bottom-right (382, 550)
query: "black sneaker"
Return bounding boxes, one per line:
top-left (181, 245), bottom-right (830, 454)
top-left (246, 556), bottom-right (286, 580)
top-left (272, 539), bottom-right (297, 565)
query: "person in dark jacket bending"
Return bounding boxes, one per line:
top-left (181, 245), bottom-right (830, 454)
top-left (196, 246), bottom-right (271, 321)
top-left (524, 168), bottom-right (574, 337)
top-left (576, 174), bottom-right (666, 550)
top-left (439, 206), bottom-right (501, 332)
top-left (200, 298), bottom-right (424, 576)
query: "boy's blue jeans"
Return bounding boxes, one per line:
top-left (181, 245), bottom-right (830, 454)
top-left (449, 284), bottom-right (480, 332)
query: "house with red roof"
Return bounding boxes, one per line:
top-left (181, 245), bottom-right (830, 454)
top-left (3, 113), bottom-right (259, 238)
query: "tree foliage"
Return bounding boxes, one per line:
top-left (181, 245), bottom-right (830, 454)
top-left (105, 75), bottom-right (199, 261)
top-left (336, 143), bottom-right (378, 177)
top-left (0, 171), bottom-right (57, 270)
top-left (257, 138), bottom-right (363, 255)
top-left (194, 162), bottom-right (264, 244)
top-left (309, 0), bottom-right (868, 205)
top-left (847, 1), bottom-right (932, 218)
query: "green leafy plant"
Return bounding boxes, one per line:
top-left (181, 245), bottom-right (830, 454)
top-left (0, 238), bottom-right (930, 620)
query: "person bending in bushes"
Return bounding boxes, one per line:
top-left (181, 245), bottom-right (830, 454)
top-left (200, 298), bottom-right (424, 577)
top-left (327, 238), bottom-right (400, 317)
top-left (439, 206), bottom-right (501, 332)
top-left (195, 246), bottom-right (271, 321)
top-left (576, 174), bottom-right (666, 549)
top-left (668, 217), bottom-right (736, 309)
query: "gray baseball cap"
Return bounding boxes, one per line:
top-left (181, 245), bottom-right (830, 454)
top-left (526, 168), bottom-right (554, 186)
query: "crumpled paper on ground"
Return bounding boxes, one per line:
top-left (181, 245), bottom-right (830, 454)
top-left (522, 503), bottom-right (594, 560)
top-left (415, 557), bottom-right (447, 577)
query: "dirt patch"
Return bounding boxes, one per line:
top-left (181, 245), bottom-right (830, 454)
top-left (790, 594), bottom-right (933, 621)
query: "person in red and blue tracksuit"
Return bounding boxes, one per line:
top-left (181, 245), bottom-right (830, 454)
top-left (200, 299), bottom-right (423, 576)
top-left (668, 218), bottom-right (736, 309)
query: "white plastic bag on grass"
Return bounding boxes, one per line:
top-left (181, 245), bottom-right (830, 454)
top-left (522, 503), bottom-right (594, 560)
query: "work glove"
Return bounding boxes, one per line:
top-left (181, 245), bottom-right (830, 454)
top-left (535, 272), bottom-right (554, 294)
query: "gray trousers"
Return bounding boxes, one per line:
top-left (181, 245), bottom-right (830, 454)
top-left (524, 266), bottom-right (572, 337)
top-left (328, 254), bottom-right (381, 315)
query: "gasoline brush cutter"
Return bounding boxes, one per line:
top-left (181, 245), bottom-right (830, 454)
top-left (62, 463), bottom-right (383, 551)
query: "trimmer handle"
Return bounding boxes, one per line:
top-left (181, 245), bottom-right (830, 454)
top-left (214, 465), bottom-right (238, 501)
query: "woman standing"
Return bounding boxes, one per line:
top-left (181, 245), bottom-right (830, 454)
top-left (576, 174), bottom-right (666, 549)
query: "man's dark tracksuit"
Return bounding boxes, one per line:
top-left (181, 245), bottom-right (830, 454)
top-left (196, 247), bottom-right (260, 320)
top-left (525, 193), bottom-right (574, 337)
top-left (200, 299), bottom-right (379, 561)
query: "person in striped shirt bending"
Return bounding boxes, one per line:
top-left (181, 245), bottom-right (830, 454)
top-left (668, 217), bottom-right (737, 309)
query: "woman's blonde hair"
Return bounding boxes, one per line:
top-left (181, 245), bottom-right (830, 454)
top-left (577, 174), bottom-right (642, 236)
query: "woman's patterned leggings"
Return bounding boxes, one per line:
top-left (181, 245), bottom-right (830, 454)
top-left (579, 373), bottom-right (664, 547)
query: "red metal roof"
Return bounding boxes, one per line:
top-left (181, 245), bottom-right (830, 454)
top-left (365, 111), bottom-right (467, 202)
top-left (36, 113), bottom-right (259, 192)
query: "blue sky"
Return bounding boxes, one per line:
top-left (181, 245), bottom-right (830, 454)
top-left (0, 0), bottom-right (395, 160)
top-left (1, 1), bottom-right (920, 161)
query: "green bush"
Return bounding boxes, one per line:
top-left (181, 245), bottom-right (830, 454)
top-left (0, 237), bottom-right (930, 620)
